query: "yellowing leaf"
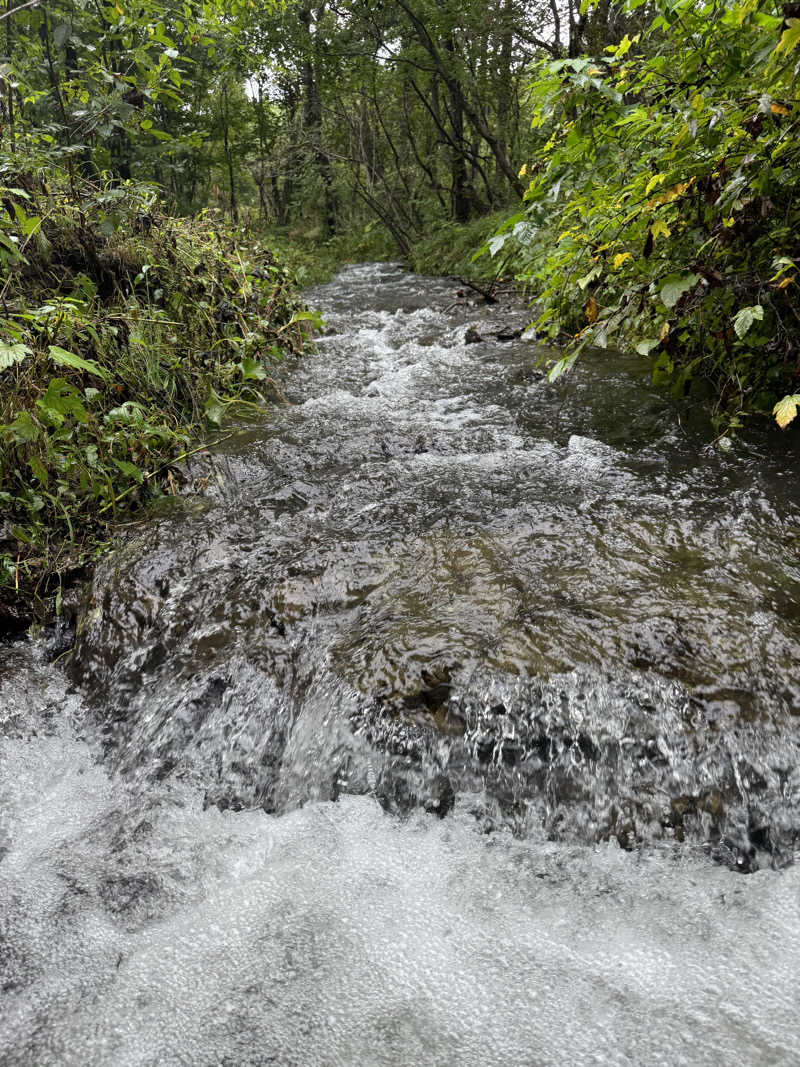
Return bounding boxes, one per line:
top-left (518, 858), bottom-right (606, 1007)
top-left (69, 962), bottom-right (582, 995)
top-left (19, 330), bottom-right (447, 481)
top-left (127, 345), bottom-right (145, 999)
top-left (586, 297), bottom-right (599, 324)
top-left (775, 274), bottom-right (796, 290)
top-left (518, 163), bottom-right (528, 179)
top-left (665, 181), bottom-right (691, 202)
top-left (773, 394), bottom-right (800, 429)
top-left (775, 18), bottom-right (800, 56)
top-left (645, 173), bottom-right (666, 195)
top-left (653, 180), bottom-right (692, 206)
top-left (613, 252), bottom-right (632, 269)
top-left (651, 219), bottom-right (671, 240)
top-left (770, 102), bottom-right (791, 116)
top-left (660, 321), bottom-right (671, 341)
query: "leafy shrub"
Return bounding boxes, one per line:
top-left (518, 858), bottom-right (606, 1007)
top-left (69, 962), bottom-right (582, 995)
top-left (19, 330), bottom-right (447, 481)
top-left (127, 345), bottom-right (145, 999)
top-left (486, 0), bottom-right (800, 432)
top-left (0, 173), bottom-right (311, 619)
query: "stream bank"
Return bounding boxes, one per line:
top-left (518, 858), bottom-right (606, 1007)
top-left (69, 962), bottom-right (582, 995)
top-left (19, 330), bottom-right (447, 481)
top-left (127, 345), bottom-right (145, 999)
top-left (2, 263), bottom-right (799, 1064)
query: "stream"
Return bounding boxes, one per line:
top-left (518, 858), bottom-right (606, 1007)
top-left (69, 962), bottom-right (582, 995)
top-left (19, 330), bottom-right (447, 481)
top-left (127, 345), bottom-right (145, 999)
top-left (1, 262), bottom-right (799, 1065)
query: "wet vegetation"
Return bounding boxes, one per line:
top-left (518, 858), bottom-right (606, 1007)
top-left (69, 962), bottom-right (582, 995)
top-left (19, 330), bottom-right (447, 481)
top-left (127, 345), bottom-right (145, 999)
top-left (483, 0), bottom-right (800, 433)
top-left (0, 174), bottom-right (310, 625)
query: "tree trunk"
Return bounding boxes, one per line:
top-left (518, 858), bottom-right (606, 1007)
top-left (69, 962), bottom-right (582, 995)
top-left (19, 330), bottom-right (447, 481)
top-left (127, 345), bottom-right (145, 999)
top-left (222, 84), bottom-right (238, 223)
top-left (299, 5), bottom-right (337, 236)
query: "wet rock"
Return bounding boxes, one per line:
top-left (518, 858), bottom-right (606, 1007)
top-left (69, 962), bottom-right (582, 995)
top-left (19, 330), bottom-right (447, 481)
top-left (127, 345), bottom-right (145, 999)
top-left (424, 773), bottom-right (455, 818)
top-left (494, 323), bottom-right (528, 342)
top-left (0, 598), bottom-right (32, 638)
top-left (356, 667), bottom-right (800, 868)
top-left (464, 325), bottom-right (483, 344)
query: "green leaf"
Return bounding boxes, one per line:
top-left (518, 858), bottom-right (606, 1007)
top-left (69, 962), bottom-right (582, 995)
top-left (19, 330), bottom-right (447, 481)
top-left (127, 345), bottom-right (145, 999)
top-left (28, 454), bottom-right (49, 488)
top-left (6, 410), bottom-right (41, 443)
top-left (732, 305), bottom-right (764, 338)
top-left (577, 264), bottom-right (602, 290)
top-left (204, 390), bottom-right (226, 426)
top-left (111, 457), bottom-right (144, 482)
top-left (48, 345), bottom-right (110, 380)
top-left (548, 350), bottom-right (580, 381)
top-left (288, 309), bottom-right (325, 329)
top-left (660, 273), bottom-right (700, 309)
top-left (652, 351), bottom-right (675, 386)
top-left (645, 173), bottom-right (666, 195)
top-left (53, 22), bottom-right (70, 48)
top-left (548, 357), bottom-right (569, 382)
top-left (38, 378), bottom-right (88, 426)
top-left (240, 356), bottom-right (267, 381)
top-left (106, 401), bottom-right (146, 423)
top-left (775, 18), bottom-right (800, 56)
top-left (0, 342), bottom-right (31, 370)
top-left (635, 338), bottom-right (661, 356)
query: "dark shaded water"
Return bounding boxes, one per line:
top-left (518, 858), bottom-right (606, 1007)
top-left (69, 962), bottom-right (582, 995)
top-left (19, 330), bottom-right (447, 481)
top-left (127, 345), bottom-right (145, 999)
top-left (1, 263), bottom-right (799, 1064)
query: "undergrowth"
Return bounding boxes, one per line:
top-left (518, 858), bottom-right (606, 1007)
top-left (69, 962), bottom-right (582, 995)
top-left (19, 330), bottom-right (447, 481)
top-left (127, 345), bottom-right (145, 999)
top-left (266, 222), bottom-right (398, 287)
top-left (0, 173), bottom-right (313, 628)
top-left (267, 212), bottom-right (516, 288)
top-left (408, 210), bottom-right (515, 281)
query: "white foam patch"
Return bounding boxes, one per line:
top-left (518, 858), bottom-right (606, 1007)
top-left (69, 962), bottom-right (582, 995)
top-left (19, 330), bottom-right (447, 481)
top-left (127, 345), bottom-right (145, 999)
top-left (2, 723), bottom-right (799, 1067)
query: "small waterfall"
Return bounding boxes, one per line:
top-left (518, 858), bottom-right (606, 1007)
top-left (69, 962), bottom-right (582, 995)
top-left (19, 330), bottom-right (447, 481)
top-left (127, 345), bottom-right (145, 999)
top-left (3, 262), bottom-right (800, 1065)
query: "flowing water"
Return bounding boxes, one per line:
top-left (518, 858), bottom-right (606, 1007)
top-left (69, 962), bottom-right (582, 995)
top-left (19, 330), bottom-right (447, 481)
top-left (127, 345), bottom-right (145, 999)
top-left (2, 263), bottom-right (800, 1065)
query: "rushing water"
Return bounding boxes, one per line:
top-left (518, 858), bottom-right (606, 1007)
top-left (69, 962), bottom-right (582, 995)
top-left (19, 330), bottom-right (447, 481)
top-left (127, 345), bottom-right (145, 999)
top-left (2, 263), bottom-right (800, 1065)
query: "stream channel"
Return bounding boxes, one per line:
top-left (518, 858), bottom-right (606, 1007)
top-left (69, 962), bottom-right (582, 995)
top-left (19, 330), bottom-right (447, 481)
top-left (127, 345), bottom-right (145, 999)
top-left (2, 262), bottom-right (800, 1065)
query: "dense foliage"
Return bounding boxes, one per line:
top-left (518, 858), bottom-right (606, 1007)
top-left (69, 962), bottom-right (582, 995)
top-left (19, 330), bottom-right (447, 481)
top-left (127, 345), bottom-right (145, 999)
top-left (487, 0), bottom-right (800, 430)
top-left (0, 0), bottom-right (555, 239)
top-left (0, 171), bottom-right (311, 621)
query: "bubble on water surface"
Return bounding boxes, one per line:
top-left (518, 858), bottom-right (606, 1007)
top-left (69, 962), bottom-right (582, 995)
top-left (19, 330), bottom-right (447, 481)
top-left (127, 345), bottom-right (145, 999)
top-left (1, 697), bottom-right (799, 1067)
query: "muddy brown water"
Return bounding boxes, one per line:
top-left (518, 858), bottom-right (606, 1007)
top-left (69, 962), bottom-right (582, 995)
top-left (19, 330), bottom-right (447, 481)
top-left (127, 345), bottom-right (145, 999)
top-left (1, 263), bottom-right (799, 1065)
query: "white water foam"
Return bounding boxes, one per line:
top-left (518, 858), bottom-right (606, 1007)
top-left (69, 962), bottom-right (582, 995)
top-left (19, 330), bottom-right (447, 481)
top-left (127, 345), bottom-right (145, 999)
top-left (1, 671), bottom-right (799, 1067)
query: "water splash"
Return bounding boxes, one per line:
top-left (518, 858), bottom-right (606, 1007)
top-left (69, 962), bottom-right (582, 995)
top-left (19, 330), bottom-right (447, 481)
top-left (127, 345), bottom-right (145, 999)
top-left (3, 262), bottom-right (800, 1063)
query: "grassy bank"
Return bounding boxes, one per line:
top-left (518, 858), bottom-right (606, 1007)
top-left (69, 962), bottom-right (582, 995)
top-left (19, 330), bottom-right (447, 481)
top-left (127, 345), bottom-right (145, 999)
top-left (0, 175), bottom-right (313, 631)
top-left (265, 209), bottom-right (518, 289)
top-left (266, 224), bottom-right (398, 287)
